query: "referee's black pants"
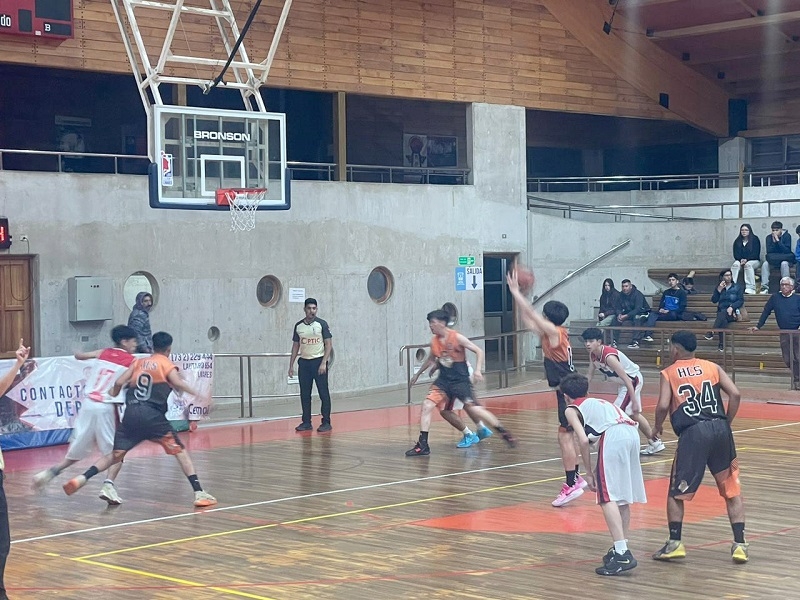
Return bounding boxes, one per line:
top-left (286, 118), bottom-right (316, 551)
top-left (298, 357), bottom-right (331, 425)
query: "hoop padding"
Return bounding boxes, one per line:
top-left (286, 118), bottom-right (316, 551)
top-left (216, 188), bottom-right (267, 231)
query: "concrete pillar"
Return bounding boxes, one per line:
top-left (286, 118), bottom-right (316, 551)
top-left (467, 103), bottom-right (526, 207)
top-left (719, 137), bottom-right (746, 189)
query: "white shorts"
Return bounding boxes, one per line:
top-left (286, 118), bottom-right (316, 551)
top-left (65, 401), bottom-right (118, 461)
top-left (614, 372), bottom-right (643, 416)
top-left (595, 424), bottom-right (647, 506)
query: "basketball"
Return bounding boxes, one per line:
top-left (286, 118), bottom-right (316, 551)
top-left (516, 265), bottom-right (535, 293)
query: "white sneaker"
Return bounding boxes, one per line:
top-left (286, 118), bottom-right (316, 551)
top-left (642, 335), bottom-right (654, 342)
top-left (32, 468), bottom-right (55, 491)
top-left (99, 482), bottom-right (123, 505)
top-left (641, 439), bottom-right (666, 455)
top-left (745, 289), bottom-right (756, 295)
top-left (759, 289), bottom-right (769, 295)
top-left (194, 490), bottom-right (218, 508)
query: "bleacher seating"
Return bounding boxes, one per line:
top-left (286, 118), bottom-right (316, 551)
top-left (572, 279), bottom-right (797, 387)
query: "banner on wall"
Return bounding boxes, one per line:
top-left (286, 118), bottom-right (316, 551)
top-left (0, 353), bottom-right (214, 451)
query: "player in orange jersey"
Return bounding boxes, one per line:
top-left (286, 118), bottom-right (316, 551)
top-left (405, 310), bottom-right (516, 456)
top-left (652, 331), bottom-right (748, 563)
top-left (62, 332), bottom-right (217, 508)
top-left (508, 267), bottom-right (586, 507)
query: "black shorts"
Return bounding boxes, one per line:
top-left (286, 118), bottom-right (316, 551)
top-left (114, 405), bottom-right (185, 455)
top-left (543, 358), bottom-right (574, 388)
top-left (556, 389), bottom-right (572, 431)
top-left (428, 379), bottom-right (478, 411)
top-left (670, 419), bottom-right (740, 500)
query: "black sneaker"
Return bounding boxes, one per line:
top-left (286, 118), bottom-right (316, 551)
top-left (295, 422), bottom-right (313, 432)
top-left (602, 547), bottom-right (615, 565)
top-left (595, 550), bottom-right (637, 576)
top-left (704, 332), bottom-right (714, 340)
top-left (317, 422), bottom-right (332, 433)
top-left (405, 442), bottom-right (430, 457)
top-left (502, 432), bottom-right (517, 448)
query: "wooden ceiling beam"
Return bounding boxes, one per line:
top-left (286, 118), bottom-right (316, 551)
top-left (540, 0), bottom-right (730, 136)
top-left (649, 10), bottom-right (800, 39)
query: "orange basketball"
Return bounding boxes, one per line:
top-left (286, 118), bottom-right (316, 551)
top-left (516, 265), bottom-right (535, 293)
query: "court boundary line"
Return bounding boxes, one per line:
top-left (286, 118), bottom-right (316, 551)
top-left (13, 419), bottom-right (799, 547)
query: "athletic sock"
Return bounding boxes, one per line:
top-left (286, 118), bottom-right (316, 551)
top-left (613, 540), bottom-right (628, 554)
top-left (476, 421), bottom-right (485, 429)
top-left (103, 479), bottom-right (114, 485)
top-left (419, 431), bottom-right (429, 444)
top-left (732, 522), bottom-right (746, 544)
top-left (51, 466), bottom-right (65, 476)
top-left (575, 464), bottom-right (580, 477)
top-left (461, 426), bottom-right (473, 435)
top-left (187, 474), bottom-right (203, 492)
top-left (669, 521), bottom-right (682, 541)
top-left (83, 466), bottom-right (99, 481)
top-left (566, 469), bottom-right (577, 487)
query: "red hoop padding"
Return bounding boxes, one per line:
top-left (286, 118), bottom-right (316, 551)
top-left (215, 188), bottom-right (268, 206)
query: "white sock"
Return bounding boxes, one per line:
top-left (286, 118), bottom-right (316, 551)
top-left (462, 427), bottom-right (473, 435)
top-left (613, 540), bottom-right (628, 554)
top-left (476, 421), bottom-right (485, 429)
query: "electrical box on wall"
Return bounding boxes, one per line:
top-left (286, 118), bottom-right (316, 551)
top-left (68, 277), bottom-right (113, 322)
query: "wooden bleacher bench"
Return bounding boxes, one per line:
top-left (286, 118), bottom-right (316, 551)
top-left (647, 268), bottom-right (731, 293)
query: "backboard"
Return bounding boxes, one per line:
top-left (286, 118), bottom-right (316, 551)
top-left (148, 105), bottom-right (290, 211)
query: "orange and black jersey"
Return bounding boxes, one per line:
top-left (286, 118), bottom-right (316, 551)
top-left (430, 329), bottom-right (470, 384)
top-left (661, 358), bottom-right (726, 436)
top-left (125, 353), bottom-right (178, 413)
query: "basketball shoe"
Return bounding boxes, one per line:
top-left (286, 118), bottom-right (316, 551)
top-left (552, 482), bottom-right (584, 507)
top-left (477, 426), bottom-right (493, 440)
top-left (456, 432), bottom-right (480, 448)
top-left (641, 439), bottom-right (666, 455)
top-left (99, 482), bottom-right (122, 506)
top-left (596, 550), bottom-right (637, 575)
top-left (731, 542), bottom-right (749, 563)
top-left (194, 491), bottom-right (218, 508)
top-left (405, 441), bottom-right (430, 457)
top-left (652, 539), bottom-right (686, 560)
top-left (32, 468), bottom-right (57, 491)
top-left (63, 475), bottom-right (87, 496)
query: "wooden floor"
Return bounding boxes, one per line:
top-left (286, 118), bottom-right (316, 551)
top-left (4, 391), bottom-right (800, 599)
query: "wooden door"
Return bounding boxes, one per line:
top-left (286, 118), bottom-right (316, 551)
top-left (0, 256), bottom-right (34, 359)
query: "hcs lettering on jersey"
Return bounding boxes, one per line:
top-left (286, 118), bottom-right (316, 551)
top-left (676, 365), bottom-right (703, 377)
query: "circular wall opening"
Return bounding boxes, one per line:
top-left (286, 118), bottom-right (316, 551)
top-left (123, 271), bottom-right (159, 310)
top-left (367, 266), bottom-right (394, 304)
top-left (415, 348), bottom-right (427, 362)
top-left (208, 326), bottom-right (220, 341)
top-left (256, 275), bottom-right (282, 307)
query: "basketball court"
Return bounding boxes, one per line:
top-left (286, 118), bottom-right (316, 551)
top-left (5, 391), bottom-right (799, 598)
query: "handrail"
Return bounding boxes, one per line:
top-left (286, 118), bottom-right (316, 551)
top-left (527, 168), bottom-right (800, 192)
top-left (528, 194), bottom-right (800, 221)
top-left (531, 240), bottom-right (631, 305)
top-left (0, 148), bottom-right (150, 175)
top-left (213, 352), bottom-right (295, 418)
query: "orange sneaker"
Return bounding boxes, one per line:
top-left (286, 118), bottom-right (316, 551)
top-left (194, 491), bottom-right (217, 507)
top-left (63, 475), bottom-right (87, 496)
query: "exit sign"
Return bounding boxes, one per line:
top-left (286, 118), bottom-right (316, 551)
top-left (458, 256), bottom-right (475, 266)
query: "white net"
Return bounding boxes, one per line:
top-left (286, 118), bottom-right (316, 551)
top-left (223, 189), bottom-right (266, 232)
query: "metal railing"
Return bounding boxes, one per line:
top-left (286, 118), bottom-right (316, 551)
top-left (0, 148), bottom-right (150, 175)
top-left (213, 352), bottom-right (297, 418)
top-left (527, 168), bottom-right (800, 193)
top-left (528, 194), bottom-right (800, 221)
top-left (531, 240), bottom-right (631, 305)
top-left (346, 164), bottom-right (470, 185)
top-left (400, 328), bottom-right (534, 405)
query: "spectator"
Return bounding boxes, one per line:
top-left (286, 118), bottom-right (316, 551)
top-left (761, 221), bottom-right (795, 294)
top-left (749, 276), bottom-right (800, 389)
top-left (681, 276), bottom-right (698, 296)
top-left (597, 278), bottom-right (621, 330)
top-left (705, 269), bottom-right (743, 352)
top-left (637, 274), bottom-right (687, 346)
top-left (795, 225), bottom-right (800, 269)
top-left (127, 292), bottom-right (154, 353)
top-left (615, 279), bottom-right (650, 349)
top-left (288, 298), bottom-right (333, 432)
top-left (731, 223), bottom-right (761, 295)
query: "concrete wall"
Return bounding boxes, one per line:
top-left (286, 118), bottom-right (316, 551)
top-left (0, 103), bottom-right (528, 397)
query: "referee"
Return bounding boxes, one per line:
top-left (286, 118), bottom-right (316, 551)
top-left (289, 298), bottom-right (333, 432)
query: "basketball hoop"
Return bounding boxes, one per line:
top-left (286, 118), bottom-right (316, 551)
top-left (215, 188), bottom-right (267, 231)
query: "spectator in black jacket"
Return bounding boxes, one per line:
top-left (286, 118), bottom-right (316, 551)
top-left (705, 269), bottom-right (744, 351)
top-left (730, 223), bottom-right (761, 295)
top-left (597, 278), bottom-right (621, 327)
top-left (750, 276), bottom-right (800, 388)
top-left (636, 273), bottom-right (687, 348)
top-left (761, 221), bottom-right (795, 294)
top-left (614, 279), bottom-right (650, 348)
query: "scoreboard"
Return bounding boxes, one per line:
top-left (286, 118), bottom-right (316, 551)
top-left (0, 0), bottom-right (73, 39)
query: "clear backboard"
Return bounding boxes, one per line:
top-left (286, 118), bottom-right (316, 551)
top-left (148, 105), bottom-right (290, 211)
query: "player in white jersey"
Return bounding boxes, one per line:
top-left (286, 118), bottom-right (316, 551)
top-left (560, 373), bottom-right (646, 576)
top-left (581, 328), bottom-right (665, 455)
top-left (32, 325), bottom-right (138, 505)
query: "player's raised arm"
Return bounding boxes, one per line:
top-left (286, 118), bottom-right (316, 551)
top-left (0, 339), bottom-right (30, 396)
top-left (507, 270), bottom-right (559, 345)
